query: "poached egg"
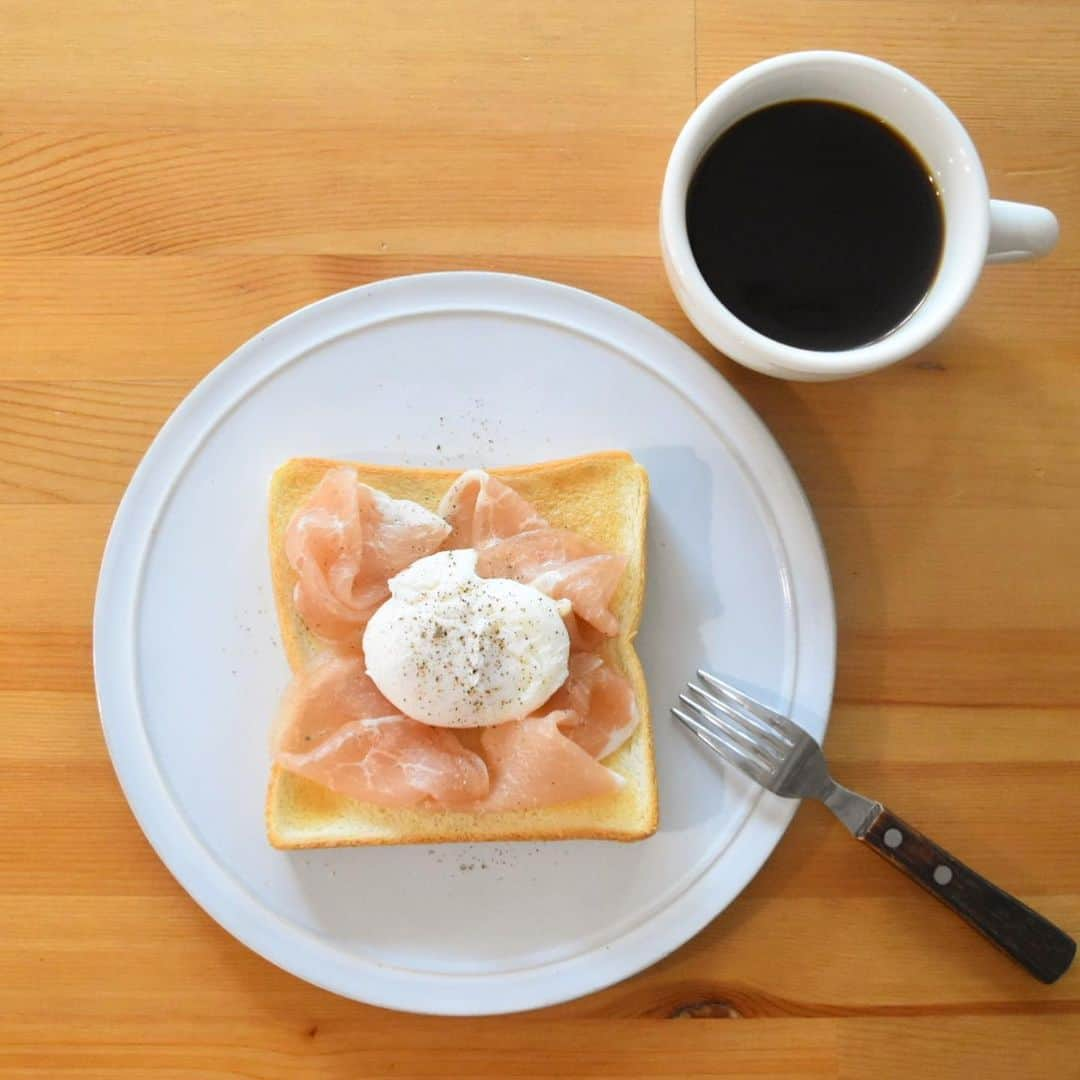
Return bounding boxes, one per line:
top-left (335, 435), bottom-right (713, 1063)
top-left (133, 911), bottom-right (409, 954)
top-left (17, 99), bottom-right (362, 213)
top-left (363, 549), bottom-right (570, 728)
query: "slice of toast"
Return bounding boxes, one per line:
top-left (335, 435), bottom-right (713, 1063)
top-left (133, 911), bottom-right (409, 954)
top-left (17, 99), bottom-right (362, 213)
top-left (265, 451), bottom-right (656, 848)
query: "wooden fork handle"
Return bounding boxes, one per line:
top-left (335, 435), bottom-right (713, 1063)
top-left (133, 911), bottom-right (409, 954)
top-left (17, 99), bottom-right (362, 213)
top-left (859, 807), bottom-right (1075, 983)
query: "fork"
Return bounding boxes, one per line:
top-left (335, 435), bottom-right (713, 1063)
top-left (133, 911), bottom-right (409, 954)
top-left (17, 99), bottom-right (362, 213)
top-left (673, 670), bottom-right (1076, 984)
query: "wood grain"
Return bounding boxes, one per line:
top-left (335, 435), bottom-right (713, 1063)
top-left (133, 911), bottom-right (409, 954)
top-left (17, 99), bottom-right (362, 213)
top-left (1, 0), bottom-right (1077, 1075)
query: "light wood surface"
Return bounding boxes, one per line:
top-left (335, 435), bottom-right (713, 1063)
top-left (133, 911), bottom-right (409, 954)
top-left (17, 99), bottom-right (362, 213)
top-left (2, 2), bottom-right (1077, 1076)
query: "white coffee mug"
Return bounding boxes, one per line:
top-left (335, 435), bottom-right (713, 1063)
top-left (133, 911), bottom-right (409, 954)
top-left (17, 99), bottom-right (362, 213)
top-left (660, 51), bottom-right (1059, 381)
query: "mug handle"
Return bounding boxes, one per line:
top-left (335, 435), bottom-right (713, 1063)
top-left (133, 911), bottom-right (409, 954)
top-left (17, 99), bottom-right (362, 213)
top-left (986, 200), bottom-right (1059, 264)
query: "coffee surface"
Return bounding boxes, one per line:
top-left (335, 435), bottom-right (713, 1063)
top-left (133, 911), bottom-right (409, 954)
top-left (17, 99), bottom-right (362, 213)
top-left (686, 100), bottom-right (944, 351)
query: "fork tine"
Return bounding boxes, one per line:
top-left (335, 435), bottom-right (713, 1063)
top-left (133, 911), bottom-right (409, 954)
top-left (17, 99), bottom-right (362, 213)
top-left (678, 692), bottom-right (783, 765)
top-left (697, 670), bottom-right (798, 745)
top-left (685, 683), bottom-right (789, 755)
top-left (672, 707), bottom-right (773, 784)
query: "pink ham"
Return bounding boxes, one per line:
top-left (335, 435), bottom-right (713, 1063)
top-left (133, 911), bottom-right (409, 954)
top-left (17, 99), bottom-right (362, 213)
top-left (271, 653), bottom-right (396, 756)
top-left (274, 653), bottom-right (489, 807)
top-left (548, 652), bottom-right (639, 760)
top-left (439, 470), bottom-right (626, 636)
top-left (479, 710), bottom-right (624, 811)
top-left (478, 529), bottom-right (626, 637)
top-left (438, 468), bottom-right (547, 549)
top-left (285, 467), bottom-right (450, 645)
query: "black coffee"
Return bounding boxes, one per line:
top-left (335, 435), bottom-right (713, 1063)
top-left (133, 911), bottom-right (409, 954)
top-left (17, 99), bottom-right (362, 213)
top-left (686, 100), bottom-right (944, 351)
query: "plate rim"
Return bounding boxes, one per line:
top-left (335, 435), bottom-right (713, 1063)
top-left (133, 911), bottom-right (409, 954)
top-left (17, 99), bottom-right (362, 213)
top-left (93, 270), bottom-right (835, 1015)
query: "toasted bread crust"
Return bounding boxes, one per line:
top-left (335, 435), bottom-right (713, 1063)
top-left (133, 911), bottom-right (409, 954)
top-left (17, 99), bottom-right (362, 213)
top-left (266, 451), bottom-right (656, 848)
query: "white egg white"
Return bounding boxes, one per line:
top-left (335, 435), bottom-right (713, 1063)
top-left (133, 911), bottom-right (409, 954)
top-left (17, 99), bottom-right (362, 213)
top-left (363, 549), bottom-right (570, 728)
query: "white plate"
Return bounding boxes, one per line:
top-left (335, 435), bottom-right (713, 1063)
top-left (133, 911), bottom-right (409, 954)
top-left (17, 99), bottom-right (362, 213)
top-left (94, 272), bottom-right (834, 1016)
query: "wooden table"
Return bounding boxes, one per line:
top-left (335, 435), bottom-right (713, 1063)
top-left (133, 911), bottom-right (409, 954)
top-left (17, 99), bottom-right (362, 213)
top-left (2, 2), bottom-right (1077, 1076)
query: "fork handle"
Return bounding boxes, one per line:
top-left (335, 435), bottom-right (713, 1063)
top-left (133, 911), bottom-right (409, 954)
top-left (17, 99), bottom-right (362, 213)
top-left (859, 807), bottom-right (1075, 983)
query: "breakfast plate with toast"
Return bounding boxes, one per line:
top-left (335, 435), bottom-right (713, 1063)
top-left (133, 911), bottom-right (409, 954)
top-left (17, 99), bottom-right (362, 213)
top-left (94, 271), bottom-right (834, 1014)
